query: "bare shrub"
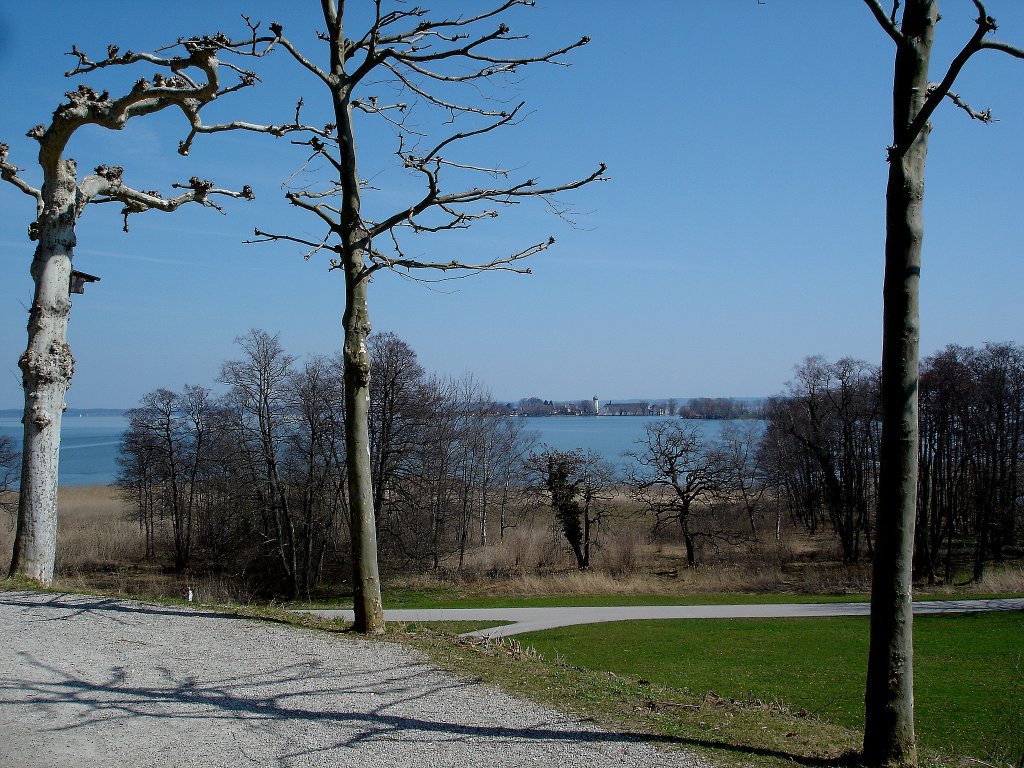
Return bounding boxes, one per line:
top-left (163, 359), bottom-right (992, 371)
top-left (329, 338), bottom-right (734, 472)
top-left (975, 565), bottom-right (1024, 594)
top-left (459, 525), bottom-right (569, 577)
top-left (598, 526), bottom-right (646, 576)
top-left (798, 563), bottom-right (873, 594)
top-left (503, 571), bottom-right (669, 596)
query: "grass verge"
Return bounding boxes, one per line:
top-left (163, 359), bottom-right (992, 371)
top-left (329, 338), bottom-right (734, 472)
top-left (292, 584), bottom-right (1022, 610)
top-left (399, 613), bottom-right (1022, 768)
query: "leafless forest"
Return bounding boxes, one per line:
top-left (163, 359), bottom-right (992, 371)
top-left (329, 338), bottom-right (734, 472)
top-left (9, 332), bottom-right (1018, 602)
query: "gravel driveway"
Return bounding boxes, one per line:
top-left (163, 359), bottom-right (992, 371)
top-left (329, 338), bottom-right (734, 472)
top-left (0, 591), bottom-right (702, 768)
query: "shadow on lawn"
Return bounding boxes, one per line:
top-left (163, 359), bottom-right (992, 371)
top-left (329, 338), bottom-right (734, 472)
top-left (650, 734), bottom-right (862, 768)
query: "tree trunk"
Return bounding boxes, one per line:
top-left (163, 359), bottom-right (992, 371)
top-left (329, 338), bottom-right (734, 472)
top-left (343, 263), bottom-right (384, 633)
top-left (864, 3), bottom-right (934, 765)
top-left (9, 160), bottom-right (78, 584)
top-left (327, 2), bottom-right (385, 633)
top-left (683, 530), bottom-right (696, 569)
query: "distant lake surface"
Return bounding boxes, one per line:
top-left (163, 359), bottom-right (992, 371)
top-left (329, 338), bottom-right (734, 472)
top-left (0, 413), bottom-right (762, 487)
top-left (1, 415), bottom-right (128, 487)
top-left (520, 416), bottom-right (759, 465)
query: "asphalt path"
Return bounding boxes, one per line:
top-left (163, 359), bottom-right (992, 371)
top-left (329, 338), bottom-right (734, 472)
top-left (299, 597), bottom-right (1024, 638)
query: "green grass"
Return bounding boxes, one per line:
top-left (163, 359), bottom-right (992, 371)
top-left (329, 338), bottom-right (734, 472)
top-left (293, 586), bottom-right (873, 609)
top-left (514, 612), bottom-right (1024, 763)
top-left (293, 584), bottom-right (1022, 610)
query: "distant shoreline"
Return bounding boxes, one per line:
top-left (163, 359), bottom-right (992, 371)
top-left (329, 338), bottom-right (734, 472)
top-left (0, 408), bottom-right (127, 419)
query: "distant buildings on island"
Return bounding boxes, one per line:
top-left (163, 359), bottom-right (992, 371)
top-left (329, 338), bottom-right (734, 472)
top-left (505, 396), bottom-right (765, 420)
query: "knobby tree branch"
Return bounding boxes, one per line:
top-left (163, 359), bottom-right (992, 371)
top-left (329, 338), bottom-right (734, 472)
top-left (865, 0), bottom-right (1024, 159)
top-left (79, 165), bottom-right (255, 232)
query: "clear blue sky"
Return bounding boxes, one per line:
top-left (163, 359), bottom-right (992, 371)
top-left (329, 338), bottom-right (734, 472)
top-left (1, 1), bottom-right (1022, 409)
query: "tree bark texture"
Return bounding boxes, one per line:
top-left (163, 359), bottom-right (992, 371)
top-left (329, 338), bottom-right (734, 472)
top-left (9, 159), bottom-right (78, 583)
top-left (864, 2), bottom-right (935, 765)
top-left (343, 264), bottom-right (384, 634)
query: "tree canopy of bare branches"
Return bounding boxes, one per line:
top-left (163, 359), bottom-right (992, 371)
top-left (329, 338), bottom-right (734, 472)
top-left (238, 1), bottom-right (606, 632)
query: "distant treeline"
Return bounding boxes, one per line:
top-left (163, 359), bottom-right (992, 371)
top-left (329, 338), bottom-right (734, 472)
top-left (106, 330), bottom-right (1021, 597)
top-left (764, 343), bottom-right (1023, 581)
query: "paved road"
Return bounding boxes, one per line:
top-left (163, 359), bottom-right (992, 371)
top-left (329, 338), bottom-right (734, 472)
top-left (300, 597), bottom-right (1024, 638)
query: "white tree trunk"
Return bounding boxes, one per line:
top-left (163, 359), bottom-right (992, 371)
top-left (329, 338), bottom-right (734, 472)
top-left (9, 162), bottom-right (78, 583)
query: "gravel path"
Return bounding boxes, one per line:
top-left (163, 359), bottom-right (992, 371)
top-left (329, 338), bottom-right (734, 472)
top-left (0, 591), bottom-right (702, 768)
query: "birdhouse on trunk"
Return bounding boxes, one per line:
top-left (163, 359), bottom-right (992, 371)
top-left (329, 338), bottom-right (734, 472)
top-left (70, 270), bottom-right (100, 295)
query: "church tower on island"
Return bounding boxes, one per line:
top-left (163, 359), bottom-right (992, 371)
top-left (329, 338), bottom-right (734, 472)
top-left (593, 395), bottom-right (600, 415)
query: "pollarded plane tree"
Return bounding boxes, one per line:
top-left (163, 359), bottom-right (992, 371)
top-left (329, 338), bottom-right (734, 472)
top-left (860, 2), bottom-right (1023, 766)
top-left (0, 30), bottom-right (292, 584)
top-left (247, 1), bottom-right (607, 633)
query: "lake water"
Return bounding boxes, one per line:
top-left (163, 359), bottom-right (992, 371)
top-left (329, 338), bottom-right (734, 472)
top-left (0, 414), bottom-right (758, 486)
top-left (520, 416), bottom-right (746, 463)
top-left (1, 415), bottom-right (127, 487)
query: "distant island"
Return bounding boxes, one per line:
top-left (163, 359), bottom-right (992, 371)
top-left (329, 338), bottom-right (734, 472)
top-left (506, 396), bottom-right (766, 419)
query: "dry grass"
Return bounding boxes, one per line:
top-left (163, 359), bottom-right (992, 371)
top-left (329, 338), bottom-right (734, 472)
top-left (975, 564), bottom-right (1024, 594)
top-left (3, 486), bottom-right (1022, 606)
top-left (1, 485), bottom-right (140, 574)
top-left (53, 485), bottom-right (141, 573)
top-left (0, 486), bottom-right (257, 604)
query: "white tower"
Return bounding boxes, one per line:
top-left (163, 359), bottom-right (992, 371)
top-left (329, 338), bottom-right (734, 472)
top-left (592, 395), bottom-right (600, 415)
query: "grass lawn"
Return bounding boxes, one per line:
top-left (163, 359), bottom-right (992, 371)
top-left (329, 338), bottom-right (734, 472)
top-left (293, 584), bottom-right (1021, 610)
top-left (514, 612), bottom-right (1023, 763)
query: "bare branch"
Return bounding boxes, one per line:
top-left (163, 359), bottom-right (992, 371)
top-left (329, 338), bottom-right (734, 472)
top-left (863, 0), bottom-right (904, 46)
top-left (942, 89), bottom-right (995, 122)
top-left (370, 235), bottom-right (554, 274)
top-left (351, 98), bottom-right (421, 135)
top-left (377, 1), bottom-right (528, 43)
top-left (0, 143), bottom-right (44, 219)
top-left (890, 2), bottom-right (1021, 157)
top-left (978, 38), bottom-right (1024, 58)
top-left (80, 167), bottom-right (254, 231)
top-left (394, 29), bottom-right (589, 69)
top-left (381, 61), bottom-right (511, 117)
top-left (285, 191), bottom-right (342, 232)
top-left (419, 103), bottom-right (523, 163)
top-left (363, 162), bottom-right (606, 247)
top-left (271, 31), bottom-right (332, 87)
top-left (247, 227), bottom-right (336, 255)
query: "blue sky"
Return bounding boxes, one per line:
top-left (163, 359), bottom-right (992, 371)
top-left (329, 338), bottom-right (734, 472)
top-left (1, 1), bottom-right (1022, 409)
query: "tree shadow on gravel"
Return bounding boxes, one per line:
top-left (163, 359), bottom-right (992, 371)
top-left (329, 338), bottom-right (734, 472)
top-left (0, 590), bottom-right (285, 626)
top-left (2, 651), bottom-right (689, 764)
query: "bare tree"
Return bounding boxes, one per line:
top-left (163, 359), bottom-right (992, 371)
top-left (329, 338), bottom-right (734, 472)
top-left (528, 447), bottom-right (615, 570)
top-left (626, 420), bottom-right (735, 568)
top-left (0, 436), bottom-right (18, 530)
top-left (219, 330), bottom-right (299, 596)
top-left (861, 2), bottom-right (1024, 765)
top-left (281, 355), bottom-right (349, 600)
top-left (763, 357), bottom-right (880, 563)
top-left (719, 421), bottom-right (770, 537)
top-left (368, 331), bottom-right (427, 530)
top-left (0, 32), bottom-right (276, 584)
top-left (247, 2), bottom-right (607, 632)
top-left (120, 386), bottom-right (213, 572)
